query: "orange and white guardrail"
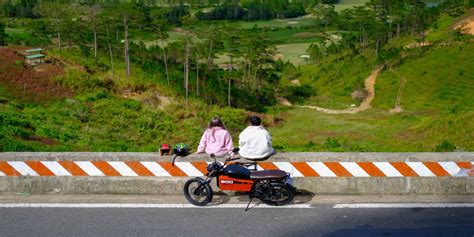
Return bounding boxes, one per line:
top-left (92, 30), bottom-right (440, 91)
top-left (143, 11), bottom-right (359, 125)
top-left (0, 161), bottom-right (473, 177)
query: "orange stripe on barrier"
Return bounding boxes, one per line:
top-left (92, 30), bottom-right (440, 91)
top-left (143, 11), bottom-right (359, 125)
top-left (358, 162), bottom-right (385, 177)
top-left (324, 162), bottom-right (352, 177)
top-left (158, 162), bottom-right (187, 177)
top-left (391, 162), bottom-right (418, 177)
top-left (92, 161), bottom-right (121, 176)
top-left (457, 162), bottom-right (473, 169)
top-left (424, 162), bottom-right (450, 177)
top-left (0, 161), bottom-right (21, 176)
top-left (58, 161), bottom-right (88, 176)
top-left (292, 162), bottom-right (319, 177)
top-left (191, 162), bottom-right (209, 175)
top-left (24, 161), bottom-right (54, 176)
top-left (126, 161), bottom-right (154, 177)
top-left (259, 162), bottom-right (279, 170)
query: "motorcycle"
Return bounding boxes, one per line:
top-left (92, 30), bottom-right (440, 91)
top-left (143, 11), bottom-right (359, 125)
top-left (183, 153), bottom-right (296, 209)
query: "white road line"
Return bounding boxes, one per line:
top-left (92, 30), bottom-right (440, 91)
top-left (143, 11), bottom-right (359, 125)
top-left (0, 203), bottom-right (313, 209)
top-left (333, 203), bottom-right (474, 209)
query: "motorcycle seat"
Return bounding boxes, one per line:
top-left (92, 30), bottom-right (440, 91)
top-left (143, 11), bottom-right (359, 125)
top-left (250, 170), bottom-right (288, 180)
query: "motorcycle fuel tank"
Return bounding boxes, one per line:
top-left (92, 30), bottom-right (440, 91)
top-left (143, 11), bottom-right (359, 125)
top-left (218, 176), bottom-right (254, 192)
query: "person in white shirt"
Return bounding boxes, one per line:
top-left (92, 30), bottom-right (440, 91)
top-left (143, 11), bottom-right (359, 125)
top-left (238, 116), bottom-right (275, 160)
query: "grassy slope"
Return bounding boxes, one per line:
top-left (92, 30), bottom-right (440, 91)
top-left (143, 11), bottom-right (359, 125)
top-left (288, 53), bottom-right (376, 108)
top-left (269, 15), bottom-right (474, 152)
top-left (0, 48), bottom-right (248, 152)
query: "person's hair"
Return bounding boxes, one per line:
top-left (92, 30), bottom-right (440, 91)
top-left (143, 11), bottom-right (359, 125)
top-left (208, 117), bottom-right (227, 142)
top-left (250, 116), bottom-right (261, 126)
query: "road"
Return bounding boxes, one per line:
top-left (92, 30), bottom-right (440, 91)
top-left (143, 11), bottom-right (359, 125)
top-left (0, 195), bottom-right (473, 237)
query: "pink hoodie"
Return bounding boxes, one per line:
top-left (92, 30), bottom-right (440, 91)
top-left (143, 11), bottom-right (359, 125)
top-left (197, 127), bottom-right (234, 156)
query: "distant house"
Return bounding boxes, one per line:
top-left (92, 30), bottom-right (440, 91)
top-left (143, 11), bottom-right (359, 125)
top-left (24, 48), bottom-right (45, 66)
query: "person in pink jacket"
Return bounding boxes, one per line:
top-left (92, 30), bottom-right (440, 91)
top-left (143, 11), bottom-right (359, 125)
top-left (197, 117), bottom-right (234, 156)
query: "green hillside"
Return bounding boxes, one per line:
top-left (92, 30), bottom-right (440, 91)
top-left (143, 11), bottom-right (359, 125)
top-left (269, 42), bottom-right (474, 152)
top-left (1, 1), bottom-right (473, 152)
top-left (268, 12), bottom-right (474, 152)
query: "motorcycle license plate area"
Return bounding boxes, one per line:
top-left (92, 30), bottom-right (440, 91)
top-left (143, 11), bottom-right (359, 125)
top-left (218, 176), bottom-right (254, 192)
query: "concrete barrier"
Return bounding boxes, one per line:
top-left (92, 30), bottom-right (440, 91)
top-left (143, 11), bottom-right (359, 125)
top-left (0, 152), bottom-right (473, 195)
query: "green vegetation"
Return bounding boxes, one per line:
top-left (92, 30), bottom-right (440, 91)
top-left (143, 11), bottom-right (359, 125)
top-left (0, 90), bottom-right (248, 152)
top-left (1, 0), bottom-right (473, 152)
top-left (270, 24), bottom-right (474, 151)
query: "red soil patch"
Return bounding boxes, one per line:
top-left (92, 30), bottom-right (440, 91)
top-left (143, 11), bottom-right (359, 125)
top-left (0, 47), bottom-right (73, 101)
top-left (27, 136), bottom-right (58, 146)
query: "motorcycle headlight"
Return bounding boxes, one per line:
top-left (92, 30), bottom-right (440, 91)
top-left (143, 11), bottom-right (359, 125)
top-left (206, 164), bottom-right (213, 172)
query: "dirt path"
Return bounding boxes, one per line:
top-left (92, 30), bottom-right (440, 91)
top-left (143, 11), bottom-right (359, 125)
top-left (454, 9), bottom-right (474, 35)
top-left (297, 66), bottom-right (384, 114)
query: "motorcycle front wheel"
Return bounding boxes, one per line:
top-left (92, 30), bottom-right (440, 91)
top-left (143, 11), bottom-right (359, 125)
top-left (259, 183), bottom-right (294, 206)
top-left (183, 177), bottom-right (213, 206)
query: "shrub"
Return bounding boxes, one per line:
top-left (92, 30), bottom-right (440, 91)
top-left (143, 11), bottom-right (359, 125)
top-left (434, 140), bottom-right (456, 152)
top-left (324, 137), bottom-right (341, 150)
top-left (281, 85), bottom-right (315, 103)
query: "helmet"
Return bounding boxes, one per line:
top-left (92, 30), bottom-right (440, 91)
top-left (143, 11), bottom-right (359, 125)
top-left (173, 143), bottom-right (189, 157)
top-left (159, 143), bottom-right (171, 155)
top-left (160, 143), bottom-right (171, 150)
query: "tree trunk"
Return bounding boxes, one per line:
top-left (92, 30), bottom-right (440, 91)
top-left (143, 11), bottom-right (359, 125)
top-left (184, 42), bottom-right (190, 110)
top-left (207, 39), bottom-right (213, 73)
top-left (252, 64), bottom-right (258, 93)
top-left (396, 22), bottom-right (400, 38)
top-left (94, 26), bottom-right (97, 59)
top-left (106, 24), bottom-right (114, 76)
top-left (124, 15), bottom-right (130, 77)
top-left (159, 30), bottom-right (170, 85)
top-left (375, 39), bottom-right (380, 58)
top-left (242, 59), bottom-right (247, 87)
top-left (228, 52), bottom-right (232, 107)
top-left (196, 53), bottom-right (199, 96)
top-left (57, 18), bottom-right (61, 52)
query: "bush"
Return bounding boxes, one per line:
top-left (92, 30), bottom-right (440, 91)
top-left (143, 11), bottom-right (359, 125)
top-left (434, 140), bottom-right (456, 152)
top-left (324, 137), bottom-right (341, 150)
top-left (281, 85), bottom-right (315, 104)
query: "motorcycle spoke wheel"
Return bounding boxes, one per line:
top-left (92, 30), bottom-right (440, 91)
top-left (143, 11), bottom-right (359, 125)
top-left (259, 183), bottom-right (294, 206)
top-left (183, 178), bottom-right (213, 206)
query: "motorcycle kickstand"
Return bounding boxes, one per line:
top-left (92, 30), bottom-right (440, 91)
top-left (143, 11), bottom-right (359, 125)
top-left (245, 197), bottom-right (254, 212)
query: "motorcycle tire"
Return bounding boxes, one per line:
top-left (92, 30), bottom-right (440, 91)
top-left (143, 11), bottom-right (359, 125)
top-left (183, 177), bottom-right (213, 206)
top-left (259, 183), bottom-right (294, 206)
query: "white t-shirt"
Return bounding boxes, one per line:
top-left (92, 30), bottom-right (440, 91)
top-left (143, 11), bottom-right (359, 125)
top-left (238, 126), bottom-right (274, 159)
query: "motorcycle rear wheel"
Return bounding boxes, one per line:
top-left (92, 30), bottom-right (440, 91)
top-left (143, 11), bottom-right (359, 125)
top-left (259, 183), bottom-right (294, 206)
top-left (183, 177), bottom-right (213, 206)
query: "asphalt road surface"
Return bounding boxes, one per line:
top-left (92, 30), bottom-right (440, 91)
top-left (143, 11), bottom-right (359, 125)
top-left (1, 202), bottom-right (473, 237)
